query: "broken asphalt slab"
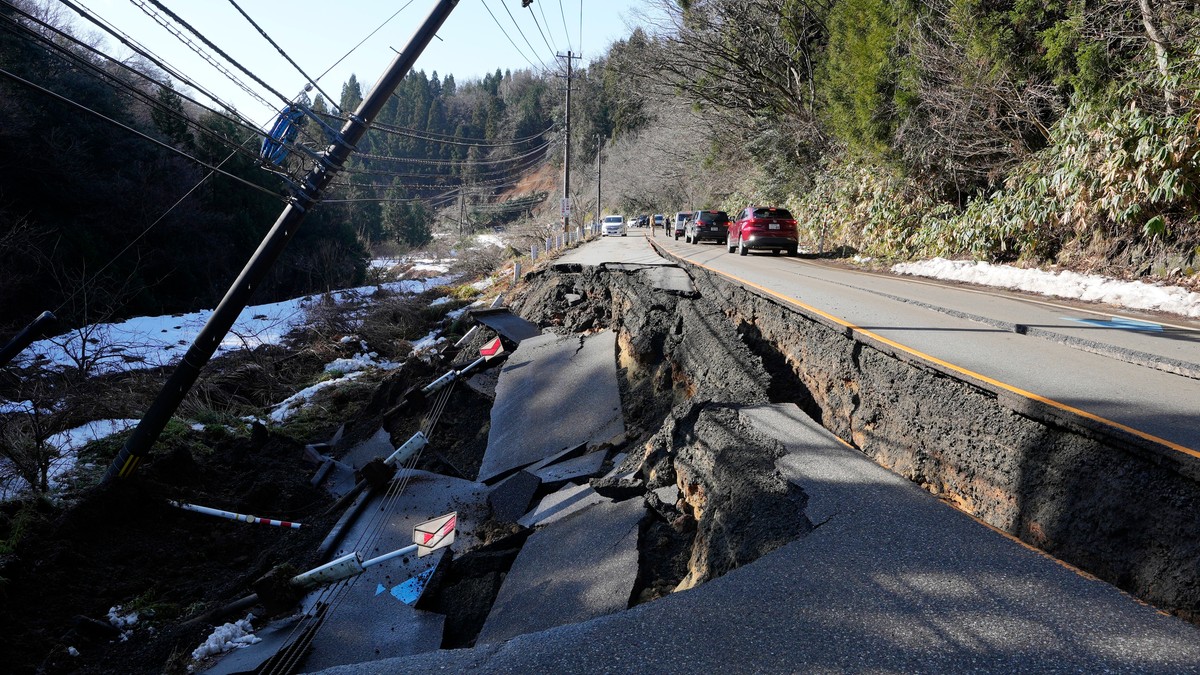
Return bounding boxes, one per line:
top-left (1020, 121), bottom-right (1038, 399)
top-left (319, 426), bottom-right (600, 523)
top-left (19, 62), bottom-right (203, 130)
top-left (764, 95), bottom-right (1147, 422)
top-left (486, 470), bottom-right (541, 524)
top-left (532, 450), bottom-right (608, 486)
top-left (516, 481), bottom-right (607, 529)
top-left (469, 307), bottom-right (543, 344)
top-left (476, 497), bottom-right (644, 645)
top-left (476, 330), bottom-right (625, 483)
top-left (307, 402), bottom-right (1200, 674)
top-left (214, 470), bottom-right (489, 673)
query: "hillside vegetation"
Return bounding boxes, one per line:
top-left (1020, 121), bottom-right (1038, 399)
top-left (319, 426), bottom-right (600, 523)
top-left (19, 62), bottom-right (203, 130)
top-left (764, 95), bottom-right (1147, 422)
top-left (601, 0), bottom-right (1200, 282)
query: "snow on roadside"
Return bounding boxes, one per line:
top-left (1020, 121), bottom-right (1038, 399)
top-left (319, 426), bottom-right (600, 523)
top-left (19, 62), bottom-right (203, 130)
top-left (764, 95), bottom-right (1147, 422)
top-left (191, 614), bottom-right (261, 662)
top-left (268, 372), bottom-right (366, 423)
top-left (15, 276), bottom-right (457, 376)
top-left (893, 258), bottom-right (1200, 319)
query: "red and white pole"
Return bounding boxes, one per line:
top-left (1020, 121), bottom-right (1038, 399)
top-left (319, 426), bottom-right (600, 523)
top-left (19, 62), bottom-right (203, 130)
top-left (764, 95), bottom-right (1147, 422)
top-left (171, 501), bottom-right (302, 529)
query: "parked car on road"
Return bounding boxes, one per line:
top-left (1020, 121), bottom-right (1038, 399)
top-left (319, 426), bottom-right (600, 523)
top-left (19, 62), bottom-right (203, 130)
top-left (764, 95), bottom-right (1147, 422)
top-left (653, 214), bottom-right (665, 231)
top-left (672, 211), bottom-right (692, 239)
top-left (686, 210), bottom-right (730, 245)
top-left (728, 206), bottom-right (798, 256)
top-left (637, 215), bottom-right (650, 228)
top-left (602, 214), bottom-right (628, 237)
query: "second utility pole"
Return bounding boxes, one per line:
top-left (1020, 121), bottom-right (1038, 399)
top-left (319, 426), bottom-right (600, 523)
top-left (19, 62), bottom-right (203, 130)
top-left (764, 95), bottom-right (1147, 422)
top-left (559, 50), bottom-right (578, 233)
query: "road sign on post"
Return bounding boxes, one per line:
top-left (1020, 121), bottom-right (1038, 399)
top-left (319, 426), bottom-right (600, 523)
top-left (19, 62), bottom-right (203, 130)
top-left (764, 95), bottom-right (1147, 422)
top-left (480, 337), bottom-right (504, 358)
top-left (560, 197), bottom-right (571, 218)
top-left (414, 512), bottom-right (457, 556)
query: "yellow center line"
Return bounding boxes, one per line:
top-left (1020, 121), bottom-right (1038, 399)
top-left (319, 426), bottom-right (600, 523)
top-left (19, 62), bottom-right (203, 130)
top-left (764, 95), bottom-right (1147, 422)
top-left (660, 245), bottom-right (1200, 462)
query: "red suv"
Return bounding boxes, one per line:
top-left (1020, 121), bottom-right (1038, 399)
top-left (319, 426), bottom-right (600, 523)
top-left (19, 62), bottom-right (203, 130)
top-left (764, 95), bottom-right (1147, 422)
top-left (728, 206), bottom-right (799, 256)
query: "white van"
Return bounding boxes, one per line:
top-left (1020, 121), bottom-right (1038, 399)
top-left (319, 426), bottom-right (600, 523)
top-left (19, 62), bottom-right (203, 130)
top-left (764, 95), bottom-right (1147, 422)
top-left (602, 215), bottom-right (627, 237)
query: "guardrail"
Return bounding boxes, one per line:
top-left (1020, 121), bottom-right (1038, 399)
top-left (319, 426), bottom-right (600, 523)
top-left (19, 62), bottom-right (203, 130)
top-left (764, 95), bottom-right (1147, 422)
top-left (529, 223), bottom-right (600, 262)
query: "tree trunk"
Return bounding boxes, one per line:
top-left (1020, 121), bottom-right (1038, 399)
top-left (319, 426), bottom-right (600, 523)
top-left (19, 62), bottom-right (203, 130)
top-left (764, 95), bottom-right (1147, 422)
top-left (1138, 0), bottom-right (1173, 112)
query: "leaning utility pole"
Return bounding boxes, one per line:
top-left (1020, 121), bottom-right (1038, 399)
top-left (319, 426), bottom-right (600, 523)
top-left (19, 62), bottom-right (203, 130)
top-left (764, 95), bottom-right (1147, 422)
top-left (558, 50), bottom-right (578, 233)
top-left (104, 0), bottom-right (462, 482)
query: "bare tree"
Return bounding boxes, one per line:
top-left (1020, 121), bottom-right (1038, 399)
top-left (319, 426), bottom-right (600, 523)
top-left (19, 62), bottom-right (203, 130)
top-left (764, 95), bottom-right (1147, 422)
top-left (895, 5), bottom-right (1062, 194)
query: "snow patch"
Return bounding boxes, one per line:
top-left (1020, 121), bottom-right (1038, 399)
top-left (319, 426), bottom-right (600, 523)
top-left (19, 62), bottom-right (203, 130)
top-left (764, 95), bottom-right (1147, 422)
top-left (893, 258), bottom-right (1200, 318)
top-left (324, 352), bottom-right (400, 375)
top-left (268, 372), bottom-right (365, 423)
top-left (15, 276), bottom-right (458, 376)
top-left (191, 614), bottom-right (261, 661)
top-left (473, 233), bottom-right (505, 249)
top-left (108, 605), bottom-right (139, 641)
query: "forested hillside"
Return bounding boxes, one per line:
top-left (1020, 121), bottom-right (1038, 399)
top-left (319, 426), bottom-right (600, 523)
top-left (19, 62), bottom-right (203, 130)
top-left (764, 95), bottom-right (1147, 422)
top-left (599, 0), bottom-right (1200, 283)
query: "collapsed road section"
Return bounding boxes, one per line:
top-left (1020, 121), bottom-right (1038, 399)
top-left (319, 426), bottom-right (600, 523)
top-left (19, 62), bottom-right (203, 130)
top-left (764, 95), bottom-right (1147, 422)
top-left (517, 256), bottom-right (1200, 621)
top-left (200, 244), bottom-right (1199, 673)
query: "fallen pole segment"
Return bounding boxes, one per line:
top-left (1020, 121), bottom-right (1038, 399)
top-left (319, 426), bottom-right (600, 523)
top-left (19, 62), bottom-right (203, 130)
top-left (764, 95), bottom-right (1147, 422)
top-left (171, 501), bottom-right (302, 529)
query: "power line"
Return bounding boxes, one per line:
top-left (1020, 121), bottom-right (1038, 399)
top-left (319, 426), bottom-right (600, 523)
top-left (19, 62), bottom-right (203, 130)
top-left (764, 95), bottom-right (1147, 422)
top-left (333, 149), bottom-right (549, 186)
top-left (557, 0), bottom-right (573, 52)
top-left (316, 0), bottom-right (416, 83)
top-left (362, 120), bottom-right (557, 149)
top-left (500, 0), bottom-right (556, 71)
top-left (531, 1), bottom-right (558, 55)
top-left (55, 0), bottom-right (263, 132)
top-left (128, 0), bottom-right (282, 114)
top-left (0, 10), bottom-right (268, 168)
top-left (225, 0), bottom-right (340, 111)
top-left (353, 137), bottom-right (554, 168)
top-left (0, 65), bottom-right (285, 200)
top-left (477, 0), bottom-right (552, 75)
top-left (139, 0), bottom-right (291, 105)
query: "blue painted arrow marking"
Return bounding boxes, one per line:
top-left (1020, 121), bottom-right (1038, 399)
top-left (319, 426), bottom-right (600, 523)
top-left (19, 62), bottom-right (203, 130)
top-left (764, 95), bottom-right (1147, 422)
top-left (386, 567), bottom-right (435, 605)
top-left (1064, 317), bottom-right (1163, 332)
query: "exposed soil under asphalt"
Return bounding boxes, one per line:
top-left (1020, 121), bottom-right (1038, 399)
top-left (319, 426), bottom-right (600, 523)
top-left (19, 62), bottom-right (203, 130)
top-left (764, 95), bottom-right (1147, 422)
top-left (3, 254), bottom-right (1199, 673)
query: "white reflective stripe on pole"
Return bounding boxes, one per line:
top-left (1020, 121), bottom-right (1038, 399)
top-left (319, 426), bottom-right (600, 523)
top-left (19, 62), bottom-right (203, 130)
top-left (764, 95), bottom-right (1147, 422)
top-left (385, 431), bottom-right (428, 467)
top-left (291, 552), bottom-right (364, 589)
top-left (172, 501), bottom-right (302, 529)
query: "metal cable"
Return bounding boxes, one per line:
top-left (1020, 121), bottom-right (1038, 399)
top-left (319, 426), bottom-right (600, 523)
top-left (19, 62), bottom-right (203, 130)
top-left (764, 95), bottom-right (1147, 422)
top-left (224, 0), bottom-right (340, 111)
top-left (0, 65), bottom-right (285, 200)
top-left (262, 373), bottom-right (460, 673)
top-left (140, 0), bottom-right (291, 105)
top-left (314, 0), bottom-right (415, 83)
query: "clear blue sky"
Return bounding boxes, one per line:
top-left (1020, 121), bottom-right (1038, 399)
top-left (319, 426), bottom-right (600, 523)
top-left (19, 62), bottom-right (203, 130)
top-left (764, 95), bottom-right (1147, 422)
top-left (70, 0), bottom-right (647, 127)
